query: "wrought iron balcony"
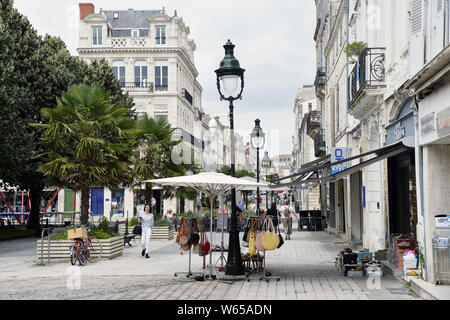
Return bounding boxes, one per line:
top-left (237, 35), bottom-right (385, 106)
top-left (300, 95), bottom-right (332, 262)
top-left (155, 85), bottom-right (168, 92)
top-left (314, 67), bottom-right (326, 97)
top-left (306, 110), bottom-right (321, 139)
top-left (121, 82), bottom-right (154, 93)
top-left (348, 47), bottom-right (386, 112)
top-left (314, 131), bottom-right (326, 158)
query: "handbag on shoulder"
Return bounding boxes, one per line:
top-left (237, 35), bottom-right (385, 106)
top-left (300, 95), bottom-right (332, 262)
top-left (132, 223), bottom-right (142, 235)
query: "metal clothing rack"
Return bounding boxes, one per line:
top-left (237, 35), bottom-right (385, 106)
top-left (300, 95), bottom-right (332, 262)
top-left (245, 216), bottom-right (280, 283)
top-left (174, 218), bottom-right (203, 279)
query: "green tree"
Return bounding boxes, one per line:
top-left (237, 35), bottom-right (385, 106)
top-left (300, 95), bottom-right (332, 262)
top-left (0, 1), bottom-right (135, 231)
top-left (133, 116), bottom-right (196, 209)
top-left (31, 85), bottom-right (137, 225)
top-left (217, 165), bottom-right (255, 178)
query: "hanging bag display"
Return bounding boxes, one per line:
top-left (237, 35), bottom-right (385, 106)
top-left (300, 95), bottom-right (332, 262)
top-left (262, 218), bottom-right (280, 251)
top-left (248, 219), bottom-right (256, 257)
top-left (255, 219), bottom-right (266, 252)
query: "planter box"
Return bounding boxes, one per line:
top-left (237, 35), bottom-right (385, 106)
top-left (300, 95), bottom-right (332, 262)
top-left (119, 225), bottom-right (174, 241)
top-left (36, 236), bottom-right (123, 262)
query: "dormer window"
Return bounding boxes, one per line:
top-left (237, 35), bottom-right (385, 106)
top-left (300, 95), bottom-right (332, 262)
top-left (92, 26), bottom-right (103, 46)
top-left (156, 26), bottom-right (166, 44)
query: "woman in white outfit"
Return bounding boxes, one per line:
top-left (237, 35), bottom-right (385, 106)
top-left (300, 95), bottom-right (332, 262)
top-left (139, 204), bottom-right (154, 259)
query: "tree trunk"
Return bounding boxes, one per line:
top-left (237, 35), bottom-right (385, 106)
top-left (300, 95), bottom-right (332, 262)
top-left (145, 184), bottom-right (153, 213)
top-left (28, 185), bottom-right (42, 235)
top-left (180, 197), bottom-right (185, 214)
top-left (80, 184), bottom-right (90, 226)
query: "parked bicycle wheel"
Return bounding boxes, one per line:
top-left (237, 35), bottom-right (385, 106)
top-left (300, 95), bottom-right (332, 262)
top-left (78, 240), bottom-right (88, 266)
top-left (86, 237), bottom-right (102, 263)
top-left (70, 243), bottom-right (78, 266)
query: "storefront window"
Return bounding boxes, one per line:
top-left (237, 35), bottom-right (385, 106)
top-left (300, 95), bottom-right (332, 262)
top-left (111, 189), bottom-right (124, 217)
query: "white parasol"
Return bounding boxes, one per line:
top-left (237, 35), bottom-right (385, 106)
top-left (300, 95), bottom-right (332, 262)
top-left (143, 172), bottom-right (267, 279)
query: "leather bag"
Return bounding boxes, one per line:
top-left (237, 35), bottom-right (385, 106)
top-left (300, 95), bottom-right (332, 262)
top-left (132, 224), bottom-right (142, 235)
top-left (262, 218), bottom-right (280, 251)
top-left (241, 219), bottom-right (250, 247)
top-left (202, 233), bottom-right (210, 256)
top-left (277, 220), bottom-right (284, 249)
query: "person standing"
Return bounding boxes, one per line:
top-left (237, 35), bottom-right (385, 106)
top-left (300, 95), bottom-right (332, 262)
top-left (266, 202), bottom-right (280, 228)
top-left (281, 201), bottom-right (298, 240)
top-left (139, 204), bottom-right (154, 259)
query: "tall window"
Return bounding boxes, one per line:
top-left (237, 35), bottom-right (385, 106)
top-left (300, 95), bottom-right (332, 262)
top-left (335, 84), bottom-right (340, 134)
top-left (154, 105), bottom-right (168, 122)
top-left (155, 61), bottom-right (168, 91)
top-left (92, 26), bottom-right (103, 46)
top-left (132, 29), bottom-right (139, 38)
top-left (112, 61), bottom-right (125, 87)
top-left (134, 61), bottom-right (148, 87)
top-left (156, 26), bottom-right (166, 44)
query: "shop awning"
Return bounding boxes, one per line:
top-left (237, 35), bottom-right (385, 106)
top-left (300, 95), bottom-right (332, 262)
top-left (271, 137), bottom-right (414, 188)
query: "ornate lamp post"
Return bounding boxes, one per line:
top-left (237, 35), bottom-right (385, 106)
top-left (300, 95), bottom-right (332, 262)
top-left (261, 151), bottom-right (271, 209)
top-left (250, 119), bottom-right (265, 216)
top-left (215, 40), bottom-right (246, 276)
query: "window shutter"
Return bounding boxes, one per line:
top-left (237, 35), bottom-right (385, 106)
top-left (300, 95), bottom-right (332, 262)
top-left (410, 0), bottom-right (425, 76)
top-left (429, 0), bottom-right (445, 59)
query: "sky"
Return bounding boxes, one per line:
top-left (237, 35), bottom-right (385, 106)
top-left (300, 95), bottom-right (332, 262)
top-left (12, 0), bottom-right (317, 157)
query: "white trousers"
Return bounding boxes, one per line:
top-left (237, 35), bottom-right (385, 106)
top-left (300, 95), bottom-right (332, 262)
top-left (141, 226), bottom-right (152, 254)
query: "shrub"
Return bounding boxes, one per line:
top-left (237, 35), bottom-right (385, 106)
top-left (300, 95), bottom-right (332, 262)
top-left (156, 219), bottom-right (173, 229)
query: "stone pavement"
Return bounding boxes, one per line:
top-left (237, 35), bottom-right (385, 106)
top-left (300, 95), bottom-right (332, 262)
top-left (0, 228), bottom-right (421, 300)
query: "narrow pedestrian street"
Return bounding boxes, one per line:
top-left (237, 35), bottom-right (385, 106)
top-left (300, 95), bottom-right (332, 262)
top-left (0, 228), bottom-right (420, 300)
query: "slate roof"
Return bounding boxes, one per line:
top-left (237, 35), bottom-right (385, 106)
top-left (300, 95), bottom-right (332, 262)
top-left (102, 10), bottom-right (161, 29)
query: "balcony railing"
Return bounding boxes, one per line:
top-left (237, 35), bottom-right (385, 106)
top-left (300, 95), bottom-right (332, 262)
top-left (348, 47), bottom-right (386, 107)
top-left (121, 82), bottom-right (154, 92)
top-left (155, 85), bottom-right (168, 92)
top-left (314, 67), bottom-right (326, 96)
top-left (109, 37), bottom-right (149, 48)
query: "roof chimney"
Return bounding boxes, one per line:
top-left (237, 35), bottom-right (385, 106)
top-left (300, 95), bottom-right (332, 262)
top-left (174, 10), bottom-right (177, 17)
top-left (79, 3), bottom-right (95, 20)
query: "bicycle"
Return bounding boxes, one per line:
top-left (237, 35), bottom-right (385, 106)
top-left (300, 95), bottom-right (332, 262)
top-left (70, 227), bottom-right (103, 266)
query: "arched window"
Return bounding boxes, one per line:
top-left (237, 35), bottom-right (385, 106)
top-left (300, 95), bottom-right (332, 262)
top-left (134, 61), bottom-right (148, 87)
top-left (112, 61), bottom-right (125, 87)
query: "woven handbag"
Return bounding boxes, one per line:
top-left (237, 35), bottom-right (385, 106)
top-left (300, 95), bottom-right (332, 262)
top-left (179, 218), bottom-right (189, 245)
top-left (248, 219), bottom-right (256, 257)
top-left (262, 218), bottom-right (280, 251)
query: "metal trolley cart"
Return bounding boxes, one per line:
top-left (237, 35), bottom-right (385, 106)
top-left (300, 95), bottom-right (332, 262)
top-left (432, 215), bottom-right (450, 285)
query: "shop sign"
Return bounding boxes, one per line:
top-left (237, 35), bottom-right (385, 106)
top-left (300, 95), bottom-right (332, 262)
top-left (437, 106), bottom-right (450, 138)
top-left (386, 113), bottom-right (414, 145)
top-left (331, 148), bottom-right (348, 174)
top-left (421, 112), bottom-right (435, 136)
top-left (435, 215), bottom-right (450, 228)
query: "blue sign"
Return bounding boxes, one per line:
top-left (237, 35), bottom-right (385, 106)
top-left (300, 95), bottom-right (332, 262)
top-left (331, 147), bottom-right (348, 174)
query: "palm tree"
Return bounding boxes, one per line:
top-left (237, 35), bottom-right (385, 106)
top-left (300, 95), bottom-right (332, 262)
top-left (133, 116), bottom-right (196, 211)
top-left (32, 85), bottom-right (137, 225)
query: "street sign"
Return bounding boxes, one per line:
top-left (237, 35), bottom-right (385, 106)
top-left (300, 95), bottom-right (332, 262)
top-left (331, 147), bottom-right (348, 174)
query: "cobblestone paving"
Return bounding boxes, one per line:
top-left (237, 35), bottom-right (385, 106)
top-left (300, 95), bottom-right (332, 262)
top-left (0, 228), bottom-right (422, 300)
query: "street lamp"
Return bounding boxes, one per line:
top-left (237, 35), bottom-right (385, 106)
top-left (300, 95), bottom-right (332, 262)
top-left (261, 151), bottom-right (271, 210)
top-left (215, 39), bottom-right (246, 276)
top-left (250, 119), bottom-right (265, 216)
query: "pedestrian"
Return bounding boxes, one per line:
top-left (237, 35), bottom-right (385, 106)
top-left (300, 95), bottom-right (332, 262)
top-left (165, 209), bottom-right (177, 230)
top-left (139, 204), bottom-right (154, 259)
top-left (281, 201), bottom-right (298, 240)
top-left (266, 202), bottom-right (280, 228)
